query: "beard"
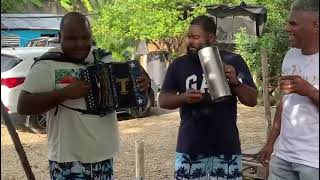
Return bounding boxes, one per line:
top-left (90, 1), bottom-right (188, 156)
top-left (186, 46), bottom-right (200, 61)
top-left (186, 41), bottom-right (211, 61)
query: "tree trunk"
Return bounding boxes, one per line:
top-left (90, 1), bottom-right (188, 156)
top-left (260, 48), bottom-right (271, 180)
top-left (260, 48), bottom-right (272, 137)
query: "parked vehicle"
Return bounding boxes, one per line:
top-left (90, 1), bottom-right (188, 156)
top-left (25, 36), bottom-right (96, 47)
top-left (24, 37), bottom-right (60, 47)
top-left (1, 47), bottom-right (52, 133)
top-left (1, 47), bottom-right (157, 133)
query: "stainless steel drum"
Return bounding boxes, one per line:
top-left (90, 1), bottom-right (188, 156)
top-left (198, 46), bottom-right (231, 102)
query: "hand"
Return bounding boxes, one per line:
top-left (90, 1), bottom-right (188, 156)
top-left (280, 75), bottom-right (315, 96)
top-left (181, 89), bottom-right (203, 104)
top-left (224, 65), bottom-right (239, 86)
top-left (61, 80), bottom-right (91, 99)
top-left (259, 144), bottom-right (273, 167)
top-left (136, 72), bottom-right (150, 92)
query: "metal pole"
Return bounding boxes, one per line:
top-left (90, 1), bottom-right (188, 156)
top-left (1, 101), bottom-right (35, 180)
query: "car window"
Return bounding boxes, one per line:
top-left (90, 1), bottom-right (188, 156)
top-left (1, 54), bottom-right (23, 73)
top-left (34, 40), bottom-right (47, 47)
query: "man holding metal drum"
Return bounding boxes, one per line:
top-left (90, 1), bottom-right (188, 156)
top-left (158, 15), bottom-right (258, 179)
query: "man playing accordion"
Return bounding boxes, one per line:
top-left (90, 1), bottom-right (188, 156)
top-left (17, 12), bottom-right (150, 179)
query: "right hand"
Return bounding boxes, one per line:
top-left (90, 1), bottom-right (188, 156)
top-left (61, 80), bottom-right (91, 99)
top-left (181, 89), bottom-right (203, 104)
top-left (259, 144), bottom-right (274, 167)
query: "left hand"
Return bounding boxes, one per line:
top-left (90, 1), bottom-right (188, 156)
top-left (280, 75), bottom-right (314, 96)
top-left (224, 65), bottom-right (239, 86)
top-left (136, 71), bottom-right (150, 92)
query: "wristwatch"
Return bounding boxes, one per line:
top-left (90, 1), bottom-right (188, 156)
top-left (231, 77), bottom-right (243, 88)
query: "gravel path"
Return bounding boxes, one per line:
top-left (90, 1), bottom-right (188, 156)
top-left (1, 105), bottom-right (271, 180)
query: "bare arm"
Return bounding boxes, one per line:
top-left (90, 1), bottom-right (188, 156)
top-left (158, 92), bottom-right (185, 110)
top-left (18, 81), bottom-right (90, 115)
top-left (232, 83), bottom-right (258, 107)
top-left (158, 89), bottom-right (203, 110)
top-left (259, 100), bottom-right (283, 166)
top-left (17, 90), bottom-right (68, 115)
top-left (306, 86), bottom-right (319, 107)
top-left (266, 101), bottom-right (283, 147)
top-left (224, 64), bottom-right (257, 107)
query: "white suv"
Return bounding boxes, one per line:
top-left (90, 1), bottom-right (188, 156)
top-left (1, 47), bottom-right (52, 133)
top-left (1, 47), bottom-right (157, 133)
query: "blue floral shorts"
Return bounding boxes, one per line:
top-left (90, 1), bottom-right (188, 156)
top-left (49, 158), bottom-right (113, 180)
top-left (175, 153), bottom-right (242, 180)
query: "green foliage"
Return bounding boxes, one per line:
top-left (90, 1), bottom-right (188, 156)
top-left (234, 0), bottom-right (293, 95)
top-left (59, 0), bottom-right (113, 12)
top-left (92, 0), bottom-right (189, 60)
top-left (59, 0), bottom-right (89, 12)
top-left (93, 0), bottom-right (240, 60)
top-left (235, 28), bottom-right (289, 93)
top-left (1, 0), bottom-right (43, 13)
top-left (91, 0), bottom-right (294, 63)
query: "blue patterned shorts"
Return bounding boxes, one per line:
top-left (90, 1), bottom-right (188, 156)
top-left (49, 159), bottom-right (113, 180)
top-left (175, 153), bottom-right (242, 180)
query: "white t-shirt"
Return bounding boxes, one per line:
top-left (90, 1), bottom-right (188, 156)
top-left (274, 48), bottom-right (319, 168)
top-left (22, 49), bottom-right (120, 163)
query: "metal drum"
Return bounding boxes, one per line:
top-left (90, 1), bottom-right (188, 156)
top-left (198, 46), bottom-right (231, 102)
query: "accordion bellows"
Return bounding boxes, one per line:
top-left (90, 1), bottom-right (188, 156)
top-left (80, 60), bottom-right (148, 116)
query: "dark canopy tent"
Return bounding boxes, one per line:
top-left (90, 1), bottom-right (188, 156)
top-left (182, 2), bottom-right (267, 45)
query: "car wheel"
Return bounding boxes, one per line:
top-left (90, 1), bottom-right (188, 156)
top-left (129, 90), bottom-right (155, 118)
top-left (26, 114), bottom-right (47, 134)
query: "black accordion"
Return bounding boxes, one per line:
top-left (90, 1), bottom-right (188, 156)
top-left (80, 60), bottom-right (148, 116)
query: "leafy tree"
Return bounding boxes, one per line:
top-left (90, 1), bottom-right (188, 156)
top-left (234, 0), bottom-right (294, 99)
top-left (1, 0), bottom-right (44, 13)
top-left (59, 0), bottom-right (114, 12)
top-left (92, 0), bottom-right (223, 60)
top-left (91, 0), bottom-right (254, 59)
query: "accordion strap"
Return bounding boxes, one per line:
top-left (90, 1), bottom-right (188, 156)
top-left (59, 104), bottom-right (108, 117)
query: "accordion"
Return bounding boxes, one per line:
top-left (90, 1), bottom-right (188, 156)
top-left (80, 60), bottom-right (148, 116)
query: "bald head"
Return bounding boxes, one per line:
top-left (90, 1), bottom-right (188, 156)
top-left (59, 12), bottom-right (92, 62)
top-left (60, 12), bottom-right (91, 32)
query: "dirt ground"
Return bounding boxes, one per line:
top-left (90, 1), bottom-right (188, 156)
top-left (1, 104), bottom-right (274, 180)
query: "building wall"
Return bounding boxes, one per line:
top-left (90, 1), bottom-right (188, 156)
top-left (1, 29), bottom-right (59, 47)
